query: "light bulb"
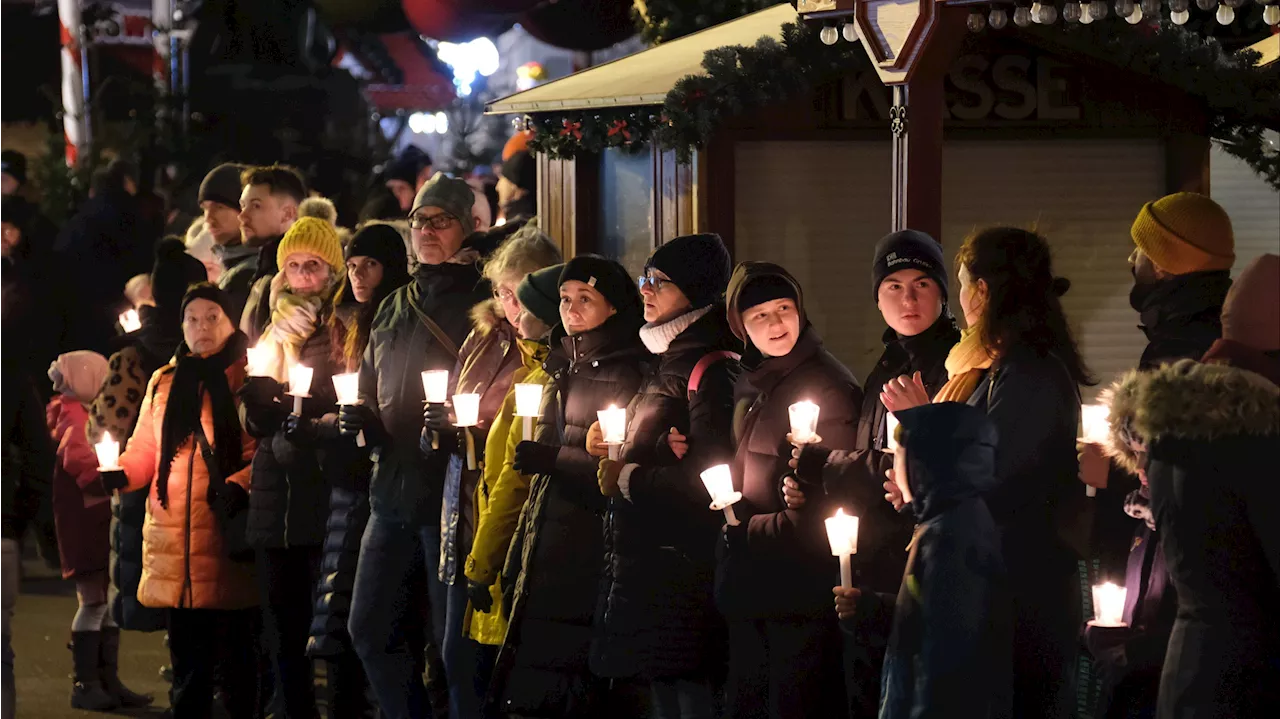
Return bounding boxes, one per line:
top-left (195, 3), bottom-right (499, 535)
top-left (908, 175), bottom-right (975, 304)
top-left (1064, 1), bottom-right (1081, 20)
top-left (968, 10), bottom-right (988, 31)
top-left (1081, 1), bottom-right (1095, 21)
top-left (1140, 0), bottom-right (1160, 13)
top-left (1224, 0), bottom-right (1245, 7)
top-left (1015, 5), bottom-right (1034, 25)
top-left (1040, 3), bottom-right (1059, 22)
top-left (1091, 0), bottom-right (1109, 17)
top-left (820, 25), bottom-right (838, 45)
top-left (841, 22), bottom-right (857, 42)
top-left (1196, 0), bottom-right (1216, 9)
top-left (1267, 4), bottom-right (1280, 25)
top-left (1171, 8), bottom-right (1190, 22)
top-left (1116, 0), bottom-right (1135, 14)
top-left (1126, 6), bottom-right (1144, 21)
top-left (1031, 1), bottom-right (1044, 22)
top-left (990, 7), bottom-right (1010, 28)
top-left (1170, 0), bottom-right (1189, 12)
top-left (1215, 3), bottom-right (1235, 21)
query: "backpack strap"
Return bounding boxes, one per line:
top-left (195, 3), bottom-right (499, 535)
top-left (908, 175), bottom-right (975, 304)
top-left (688, 351), bottom-right (740, 400)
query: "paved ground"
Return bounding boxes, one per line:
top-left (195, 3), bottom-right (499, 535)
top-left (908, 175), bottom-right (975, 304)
top-left (10, 558), bottom-right (171, 718)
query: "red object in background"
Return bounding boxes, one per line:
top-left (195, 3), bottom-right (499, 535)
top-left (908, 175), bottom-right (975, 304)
top-left (364, 33), bottom-right (456, 111)
top-left (519, 0), bottom-right (635, 52)
top-left (400, 0), bottom-right (534, 42)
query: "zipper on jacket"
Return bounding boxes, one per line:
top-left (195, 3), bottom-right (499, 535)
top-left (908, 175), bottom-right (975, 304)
top-left (182, 442), bottom-right (195, 607)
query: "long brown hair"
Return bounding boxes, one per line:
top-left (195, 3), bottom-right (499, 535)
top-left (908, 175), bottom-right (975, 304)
top-left (956, 226), bottom-right (1093, 386)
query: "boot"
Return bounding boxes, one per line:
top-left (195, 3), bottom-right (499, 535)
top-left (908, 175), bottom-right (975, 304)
top-left (99, 626), bottom-right (154, 707)
top-left (69, 631), bottom-right (119, 711)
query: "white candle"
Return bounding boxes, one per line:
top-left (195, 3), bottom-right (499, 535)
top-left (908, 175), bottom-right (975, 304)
top-left (1080, 404), bottom-right (1111, 496)
top-left (700, 464), bottom-right (742, 526)
top-left (884, 412), bottom-right (899, 452)
top-left (1091, 582), bottom-right (1128, 627)
top-left (454, 393), bottom-right (481, 469)
top-left (598, 405), bottom-right (627, 460)
top-left (118, 309), bottom-right (141, 333)
top-left (332, 372), bottom-right (365, 447)
top-left (246, 343), bottom-right (274, 377)
top-left (94, 432), bottom-right (121, 472)
top-left (515, 383), bottom-right (542, 442)
top-left (421, 370), bottom-right (450, 404)
top-left (789, 400), bottom-right (821, 444)
top-left (288, 364), bottom-right (314, 415)
top-left (825, 508), bottom-right (860, 589)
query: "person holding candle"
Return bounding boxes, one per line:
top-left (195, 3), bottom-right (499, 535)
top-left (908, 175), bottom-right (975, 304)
top-left (418, 222), bottom-right (561, 718)
top-left (490, 255), bottom-right (649, 717)
top-left (879, 227), bottom-right (1091, 719)
top-left (463, 263), bottom-right (563, 651)
top-left (236, 164), bottom-right (308, 344)
top-left (97, 283), bottom-right (261, 717)
top-left (716, 261), bottom-right (861, 719)
top-left (833, 402), bottom-right (1010, 719)
top-left (587, 233), bottom-right (738, 717)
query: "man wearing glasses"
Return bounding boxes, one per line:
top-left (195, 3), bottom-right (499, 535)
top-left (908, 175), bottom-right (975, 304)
top-left (339, 173), bottom-right (492, 718)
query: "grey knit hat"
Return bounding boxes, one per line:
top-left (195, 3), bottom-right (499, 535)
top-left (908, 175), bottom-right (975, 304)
top-left (410, 172), bottom-right (475, 222)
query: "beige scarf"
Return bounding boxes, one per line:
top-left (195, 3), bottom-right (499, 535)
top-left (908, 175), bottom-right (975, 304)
top-left (933, 325), bottom-right (996, 404)
top-left (259, 272), bottom-right (338, 383)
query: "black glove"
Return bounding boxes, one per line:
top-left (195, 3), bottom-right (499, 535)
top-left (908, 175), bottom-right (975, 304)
top-left (212, 482), bottom-right (250, 519)
top-left (512, 441), bottom-right (558, 475)
top-left (467, 580), bottom-right (494, 613)
top-left (793, 444), bottom-right (832, 488)
top-left (239, 376), bottom-right (283, 409)
top-left (423, 403), bottom-right (453, 432)
top-left (723, 521), bottom-right (747, 552)
top-left (339, 404), bottom-right (386, 446)
top-left (419, 424), bottom-right (461, 456)
top-left (100, 469), bottom-right (128, 493)
top-left (284, 413), bottom-right (340, 444)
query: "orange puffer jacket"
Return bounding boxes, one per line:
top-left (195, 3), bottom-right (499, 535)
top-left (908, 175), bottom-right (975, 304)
top-left (118, 357), bottom-right (258, 610)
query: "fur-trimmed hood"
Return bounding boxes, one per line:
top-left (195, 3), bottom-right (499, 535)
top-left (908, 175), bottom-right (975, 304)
top-left (1103, 359), bottom-right (1280, 473)
top-left (469, 298), bottom-right (505, 336)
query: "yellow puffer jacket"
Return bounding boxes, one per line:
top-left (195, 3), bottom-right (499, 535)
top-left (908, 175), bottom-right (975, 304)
top-left (465, 338), bottom-right (549, 645)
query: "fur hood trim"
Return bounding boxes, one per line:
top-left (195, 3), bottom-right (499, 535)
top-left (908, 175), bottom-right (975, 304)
top-left (1104, 359), bottom-right (1280, 470)
top-left (469, 298), bottom-right (505, 335)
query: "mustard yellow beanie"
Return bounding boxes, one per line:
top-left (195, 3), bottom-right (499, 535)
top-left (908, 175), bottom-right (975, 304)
top-left (1130, 192), bottom-right (1235, 275)
top-left (277, 216), bottom-right (344, 272)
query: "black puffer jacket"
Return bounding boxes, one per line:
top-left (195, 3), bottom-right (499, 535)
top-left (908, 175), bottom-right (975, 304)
top-left (491, 313), bottom-right (649, 717)
top-left (244, 324), bottom-right (339, 549)
top-left (591, 305), bottom-right (739, 681)
top-left (1107, 359), bottom-right (1280, 719)
top-left (716, 325), bottom-right (862, 621)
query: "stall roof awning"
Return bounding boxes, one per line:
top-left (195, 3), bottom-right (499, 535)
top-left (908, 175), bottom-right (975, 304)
top-left (486, 3), bottom-right (797, 114)
top-left (1246, 34), bottom-right (1278, 68)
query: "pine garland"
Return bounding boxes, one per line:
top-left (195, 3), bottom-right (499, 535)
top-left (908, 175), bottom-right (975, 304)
top-left (632, 0), bottom-right (781, 46)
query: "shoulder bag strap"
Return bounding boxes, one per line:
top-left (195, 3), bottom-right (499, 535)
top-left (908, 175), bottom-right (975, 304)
top-left (409, 302), bottom-right (461, 361)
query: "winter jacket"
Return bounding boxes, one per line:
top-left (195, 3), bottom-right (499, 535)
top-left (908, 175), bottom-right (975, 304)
top-left (491, 313), bottom-right (649, 717)
top-left (1107, 359), bottom-right (1280, 719)
top-left (238, 236), bottom-right (283, 344)
top-left (715, 325), bottom-right (862, 621)
top-left (117, 357), bottom-right (259, 610)
top-left (360, 260), bottom-right (491, 526)
top-left (215, 242), bottom-right (261, 325)
top-left (47, 396), bottom-right (111, 578)
top-left (436, 299), bottom-right (522, 586)
top-left (815, 315), bottom-right (958, 594)
top-left (2, 368), bottom-right (55, 542)
top-left (843, 402), bottom-right (1010, 719)
top-left (591, 305), bottom-right (739, 681)
top-left (465, 338), bottom-right (550, 645)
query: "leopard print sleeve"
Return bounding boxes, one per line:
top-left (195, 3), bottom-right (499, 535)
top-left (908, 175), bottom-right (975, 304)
top-left (86, 346), bottom-right (148, 447)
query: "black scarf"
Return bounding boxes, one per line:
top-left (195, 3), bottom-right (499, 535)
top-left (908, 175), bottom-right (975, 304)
top-left (156, 331), bottom-right (249, 509)
top-left (1130, 270), bottom-right (1231, 369)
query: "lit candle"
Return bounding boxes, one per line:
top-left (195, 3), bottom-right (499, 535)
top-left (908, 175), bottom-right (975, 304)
top-left (514, 383), bottom-right (542, 441)
top-left (422, 370), bottom-right (450, 450)
top-left (453, 393), bottom-right (481, 470)
top-left (287, 364), bottom-right (314, 415)
top-left (332, 372), bottom-right (365, 447)
top-left (597, 405), bottom-right (627, 460)
top-left (884, 412), bottom-right (899, 452)
top-left (1091, 582), bottom-right (1128, 627)
top-left (1080, 404), bottom-right (1111, 496)
top-left (246, 343), bottom-right (273, 378)
top-left (700, 464), bottom-right (742, 526)
top-left (788, 400), bottom-right (821, 445)
top-left (118, 309), bottom-right (141, 333)
top-left (94, 432), bottom-right (121, 472)
top-left (825, 508), bottom-right (860, 589)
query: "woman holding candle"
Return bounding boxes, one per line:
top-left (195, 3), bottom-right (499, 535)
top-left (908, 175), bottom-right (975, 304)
top-left (419, 223), bottom-right (561, 718)
top-left (880, 227), bottom-right (1090, 719)
top-left (588, 233), bottom-right (738, 717)
top-left (98, 283), bottom-right (260, 717)
top-left (490, 256), bottom-right (649, 717)
top-left (717, 262), bottom-right (861, 719)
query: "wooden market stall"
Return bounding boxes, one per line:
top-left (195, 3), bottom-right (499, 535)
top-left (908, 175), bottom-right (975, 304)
top-left (486, 2), bottom-right (1280, 394)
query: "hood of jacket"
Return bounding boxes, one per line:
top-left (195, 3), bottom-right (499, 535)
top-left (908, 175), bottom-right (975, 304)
top-left (896, 402), bottom-right (998, 523)
top-left (725, 261), bottom-right (805, 346)
top-left (469, 297), bottom-right (506, 335)
top-left (1104, 359), bottom-right (1280, 473)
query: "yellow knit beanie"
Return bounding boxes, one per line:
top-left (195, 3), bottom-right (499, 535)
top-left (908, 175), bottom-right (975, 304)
top-left (1130, 192), bottom-right (1235, 275)
top-left (277, 216), bottom-right (344, 272)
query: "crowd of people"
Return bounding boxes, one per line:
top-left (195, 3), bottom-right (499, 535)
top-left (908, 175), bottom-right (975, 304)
top-left (2, 133), bottom-right (1277, 719)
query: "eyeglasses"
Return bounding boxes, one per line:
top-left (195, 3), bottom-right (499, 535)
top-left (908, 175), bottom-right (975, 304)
top-left (409, 212), bottom-right (457, 231)
top-left (493, 287), bottom-right (516, 303)
top-left (637, 274), bottom-right (674, 292)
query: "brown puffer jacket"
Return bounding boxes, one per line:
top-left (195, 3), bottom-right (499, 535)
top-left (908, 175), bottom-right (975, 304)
top-left (118, 357), bottom-right (258, 610)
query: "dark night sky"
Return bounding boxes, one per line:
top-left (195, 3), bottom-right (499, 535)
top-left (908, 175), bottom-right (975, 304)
top-left (2, 3), bottom-right (61, 123)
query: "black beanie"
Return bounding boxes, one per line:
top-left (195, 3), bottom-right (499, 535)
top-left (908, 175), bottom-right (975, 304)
top-left (180, 282), bottom-right (237, 324)
top-left (152, 238), bottom-right (208, 312)
top-left (558, 255), bottom-right (640, 317)
top-left (517, 262), bottom-right (565, 328)
top-left (871, 230), bottom-right (947, 299)
top-left (645, 233), bottom-right (731, 309)
top-left (385, 147), bottom-right (432, 185)
top-left (198, 163), bottom-right (245, 209)
top-left (736, 275), bottom-right (798, 315)
top-left (501, 151), bottom-right (537, 193)
top-left (347, 223), bottom-right (409, 278)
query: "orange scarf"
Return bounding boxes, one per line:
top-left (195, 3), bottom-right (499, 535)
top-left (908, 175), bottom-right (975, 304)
top-left (933, 326), bottom-right (996, 404)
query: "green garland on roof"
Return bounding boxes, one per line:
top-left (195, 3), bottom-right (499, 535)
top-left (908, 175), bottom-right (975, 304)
top-left (632, 0), bottom-right (781, 46)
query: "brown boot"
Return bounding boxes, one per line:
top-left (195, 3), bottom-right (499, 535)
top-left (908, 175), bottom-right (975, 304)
top-left (99, 626), bottom-right (154, 707)
top-left (69, 632), bottom-right (119, 711)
